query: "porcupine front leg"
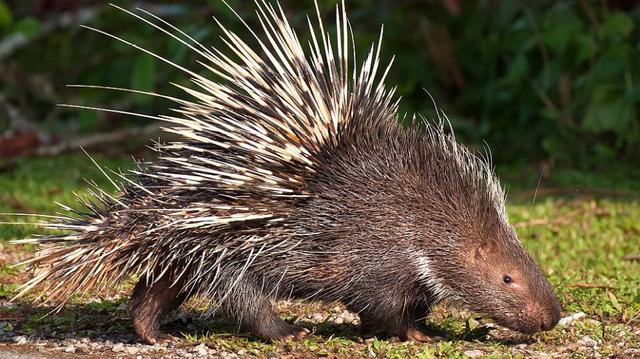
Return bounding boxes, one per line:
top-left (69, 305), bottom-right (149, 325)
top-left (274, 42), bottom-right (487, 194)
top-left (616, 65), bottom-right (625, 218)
top-left (402, 300), bottom-right (436, 342)
top-left (219, 278), bottom-right (309, 341)
top-left (129, 273), bottom-right (192, 344)
top-left (357, 297), bottom-right (434, 342)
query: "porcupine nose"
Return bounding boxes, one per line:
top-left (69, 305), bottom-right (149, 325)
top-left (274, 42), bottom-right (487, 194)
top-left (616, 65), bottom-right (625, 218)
top-left (539, 304), bottom-right (561, 331)
top-left (527, 300), bottom-right (561, 332)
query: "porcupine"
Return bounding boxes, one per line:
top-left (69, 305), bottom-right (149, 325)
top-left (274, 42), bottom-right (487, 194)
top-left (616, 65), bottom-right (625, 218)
top-left (11, 1), bottom-right (561, 344)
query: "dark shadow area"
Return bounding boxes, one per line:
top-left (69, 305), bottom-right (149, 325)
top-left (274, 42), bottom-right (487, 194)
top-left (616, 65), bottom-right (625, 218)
top-left (0, 300), bottom-right (136, 344)
top-left (0, 300), bottom-right (536, 346)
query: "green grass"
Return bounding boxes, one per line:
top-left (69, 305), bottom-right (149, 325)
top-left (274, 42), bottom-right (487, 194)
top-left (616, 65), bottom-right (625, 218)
top-left (0, 154), bottom-right (133, 239)
top-left (0, 154), bottom-right (639, 357)
top-left (512, 198), bottom-right (640, 322)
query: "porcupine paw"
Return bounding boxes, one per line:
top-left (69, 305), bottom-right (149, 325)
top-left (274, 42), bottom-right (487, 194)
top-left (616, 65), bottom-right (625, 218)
top-left (254, 322), bottom-right (310, 341)
top-left (360, 325), bottom-right (432, 342)
top-left (359, 318), bottom-right (432, 342)
top-left (277, 324), bottom-right (310, 341)
top-left (404, 326), bottom-right (433, 342)
top-left (133, 318), bottom-right (161, 345)
top-left (359, 322), bottom-right (394, 340)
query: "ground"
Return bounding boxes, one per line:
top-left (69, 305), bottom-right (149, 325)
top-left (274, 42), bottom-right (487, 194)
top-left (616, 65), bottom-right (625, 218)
top-left (0, 154), bottom-right (639, 358)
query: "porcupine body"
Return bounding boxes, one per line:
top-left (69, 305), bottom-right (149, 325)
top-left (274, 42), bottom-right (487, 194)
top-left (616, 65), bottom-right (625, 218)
top-left (13, 1), bottom-right (561, 343)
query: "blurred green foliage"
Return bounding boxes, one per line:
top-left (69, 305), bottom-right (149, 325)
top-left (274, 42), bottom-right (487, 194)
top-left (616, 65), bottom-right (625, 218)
top-left (0, 0), bottom-right (638, 168)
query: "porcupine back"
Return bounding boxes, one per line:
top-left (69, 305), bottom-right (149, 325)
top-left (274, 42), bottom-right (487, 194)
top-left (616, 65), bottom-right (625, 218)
top-left (12, 1), bottom-right (418, 303)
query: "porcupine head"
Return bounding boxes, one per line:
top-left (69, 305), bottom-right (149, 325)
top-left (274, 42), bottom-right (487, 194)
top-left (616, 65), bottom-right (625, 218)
top-left (10, 0), bottom-right (561, 341)
top-left (404, 161), bottom-right (563, 334)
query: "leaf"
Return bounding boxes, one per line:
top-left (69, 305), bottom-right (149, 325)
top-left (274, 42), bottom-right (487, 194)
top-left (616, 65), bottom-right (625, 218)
top-left (13, 17), bottom-right (40, 37)
top-left (593, 144), bottom-right (616, 162)
top-left (0, 0), bottom-right (11, 28)
top-left (607, 291), bottom-right (623, 313)
top-left (540, 10), bottom-right (584, 55)
top-left (584, 85), bottom-right (635, 136)
top-left (574, 34), bottom-right (596, 64)
top-left (503, 54), bottom-right (529, 85)
top-left (601, 12), bottom-right (633, 41)
top-left (371, 339), bottom-right (381, 352)
top-left (591, 45), bottom-right (632, 80)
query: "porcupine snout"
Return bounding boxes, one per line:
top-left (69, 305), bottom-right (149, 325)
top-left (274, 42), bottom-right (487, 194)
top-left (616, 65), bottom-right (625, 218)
top-left (541, 312), bottom-right (560, 331)
top-left (524, 299), bottom-right (561, 332)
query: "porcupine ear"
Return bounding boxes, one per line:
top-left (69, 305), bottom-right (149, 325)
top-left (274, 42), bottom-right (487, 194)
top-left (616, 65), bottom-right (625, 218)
top-left (474, 238), bottom-right (495, 262)
top-left (63, 1), bottom-right (399, 199)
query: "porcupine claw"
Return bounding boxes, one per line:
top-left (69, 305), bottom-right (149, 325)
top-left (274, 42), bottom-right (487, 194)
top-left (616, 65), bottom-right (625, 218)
top-left (250, 321), bottom-right (310, 341)
top-left (405, 327), bottom-right (433, 343)
top-left (277, 325), bottom-right (310, 341)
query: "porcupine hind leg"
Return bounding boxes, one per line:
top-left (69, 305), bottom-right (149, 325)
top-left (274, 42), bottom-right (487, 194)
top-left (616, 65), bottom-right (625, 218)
top-left (219, 279), bottom-right (309, 341)
top-left (128, 273), bottom-right (192, 344)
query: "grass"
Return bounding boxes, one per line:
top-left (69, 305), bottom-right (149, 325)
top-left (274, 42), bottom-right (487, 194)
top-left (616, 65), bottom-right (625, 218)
top-left (0, 153), bottom-right (639, 357)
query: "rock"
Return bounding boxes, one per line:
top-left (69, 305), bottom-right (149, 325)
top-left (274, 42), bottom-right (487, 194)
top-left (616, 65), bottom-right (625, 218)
top-left (194, 343), bottom-right (209, 356)
top-left (76, 344), bottom-right (89, 354)
top-left (112, 342), bottom-right (125, 352)
top-left (126, 346), bottom-right (139, 355)
top-left (310, 313), bottom-right (325, 323)
top-left (578, 335), bottom-right (597, 348)
top-left (343, 311), bottom-right (358, 324)
top-left (152, 343), bottom-right (167, 352)
top-left (64, 345), bottom-right (76, 353)
top-left (463, 349), bottom-right (484, 358)
top-left (330, 309), bottom-right (358, 325)
top-left (558, 312), bottom-right (586, 326)
top-left (221, 351), bottom-right (239, 359)
top-left (13, 336), bottom-right (27, 345)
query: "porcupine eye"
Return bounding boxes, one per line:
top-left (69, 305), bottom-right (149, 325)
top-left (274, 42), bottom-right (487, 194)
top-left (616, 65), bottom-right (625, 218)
top-left (502, 275), bottom-right (513, 284)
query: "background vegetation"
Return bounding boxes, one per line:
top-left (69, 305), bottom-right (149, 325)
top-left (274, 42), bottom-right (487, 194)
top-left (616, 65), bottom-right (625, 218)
top-left (1, 0), bottom-right (639, 174)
